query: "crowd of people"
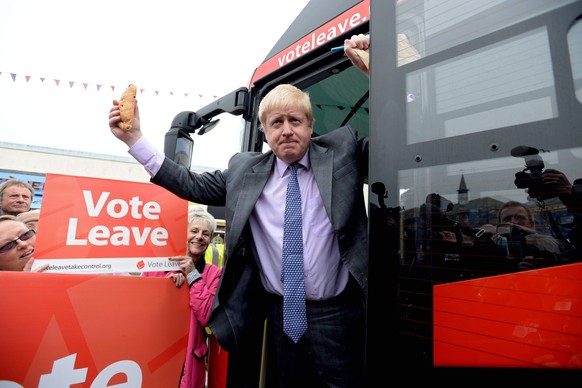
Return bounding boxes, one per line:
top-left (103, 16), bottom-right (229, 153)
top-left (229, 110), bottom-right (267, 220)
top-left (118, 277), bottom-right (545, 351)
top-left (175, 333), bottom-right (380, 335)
top-left (0, 178), bottom-right (46, 272)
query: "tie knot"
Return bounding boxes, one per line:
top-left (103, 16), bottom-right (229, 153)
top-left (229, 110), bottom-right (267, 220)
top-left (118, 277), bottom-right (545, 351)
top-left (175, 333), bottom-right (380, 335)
top-left (289, 163), bottom-right (299, 175)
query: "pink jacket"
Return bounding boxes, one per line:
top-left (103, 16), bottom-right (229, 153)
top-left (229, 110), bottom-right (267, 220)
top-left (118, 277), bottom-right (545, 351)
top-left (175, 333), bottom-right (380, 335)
top-left (142, 260), bottom-right (222, 388)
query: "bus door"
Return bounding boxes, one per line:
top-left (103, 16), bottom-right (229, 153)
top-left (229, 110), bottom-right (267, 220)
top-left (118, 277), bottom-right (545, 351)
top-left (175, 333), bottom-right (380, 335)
top-left (368, 0), bottom-right (582, 380)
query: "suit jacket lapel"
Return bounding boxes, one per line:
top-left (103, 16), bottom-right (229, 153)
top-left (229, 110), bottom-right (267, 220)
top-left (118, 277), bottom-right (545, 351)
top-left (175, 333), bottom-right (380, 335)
top-left (229, 154), bottom-right (275, 246)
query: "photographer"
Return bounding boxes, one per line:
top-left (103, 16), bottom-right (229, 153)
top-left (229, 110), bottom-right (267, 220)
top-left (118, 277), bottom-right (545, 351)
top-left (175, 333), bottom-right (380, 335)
top-left (491, 201), bottom-right (564, 271)
top-left (522, 168), bottom-right (582, 261)
top-left (510, 146), bottom-right (581, 269)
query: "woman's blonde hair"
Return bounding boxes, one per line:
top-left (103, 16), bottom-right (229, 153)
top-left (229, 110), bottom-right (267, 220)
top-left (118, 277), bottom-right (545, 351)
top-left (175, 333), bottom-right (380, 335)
top-left (188, 206), bottom-right (216, 236)
top-left (0, 215), bottom-right (17, 222)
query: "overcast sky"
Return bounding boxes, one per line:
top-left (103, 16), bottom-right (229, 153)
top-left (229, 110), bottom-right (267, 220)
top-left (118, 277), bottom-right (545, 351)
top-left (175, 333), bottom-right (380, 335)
top-left (0, 0), bottom-right (309, 170)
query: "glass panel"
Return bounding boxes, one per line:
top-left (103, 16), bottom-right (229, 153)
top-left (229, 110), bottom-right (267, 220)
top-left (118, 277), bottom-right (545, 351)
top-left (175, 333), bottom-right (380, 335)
top-left (398, 146), bottom-right (582, 281)
top-left (307, 66), bottom-right (370, 137)
top-left (568, 19), bottom-right (582, 102)
top-left (396, 0), bottom-right (577, 60)
top-left (406, 28), bottom-right (556, 144)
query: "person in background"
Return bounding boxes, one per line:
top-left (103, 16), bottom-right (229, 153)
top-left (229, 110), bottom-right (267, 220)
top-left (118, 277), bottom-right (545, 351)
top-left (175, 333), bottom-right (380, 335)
top-left (488, 201), bottom-right (563, 271)
top-left (526, 168), bottom-right (582, 258)
top-left (0, 215), bottom-right (47, 272)
top-left (108, 34), bottom-right (371, 387)
top-left (10, 209), bottom-right (132, 276)
top-left (189, 205), bottom-right (224, 268)
top-left (0, 179), bottom-right (34, 216)
top-left (498, 201), bottom-right (539, 234)
top-left (15, 209), bottom-right (41, 231)
top-left (142, 209), bottom-right (222, 388)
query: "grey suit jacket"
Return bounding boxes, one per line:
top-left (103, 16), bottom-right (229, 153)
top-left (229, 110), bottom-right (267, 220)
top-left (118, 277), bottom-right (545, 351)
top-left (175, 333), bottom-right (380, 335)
top-left (152, 125), bottom-right (369, 351)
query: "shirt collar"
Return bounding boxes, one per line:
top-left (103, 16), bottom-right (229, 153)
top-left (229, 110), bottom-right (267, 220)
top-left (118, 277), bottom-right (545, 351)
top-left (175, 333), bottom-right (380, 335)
top-left (275, 152), bottom-right (310, 178)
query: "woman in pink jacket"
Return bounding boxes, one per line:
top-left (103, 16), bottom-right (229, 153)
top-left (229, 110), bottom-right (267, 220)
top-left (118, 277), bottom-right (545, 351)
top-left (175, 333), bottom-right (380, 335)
top-left (143, 209), bottom-right (222, 388)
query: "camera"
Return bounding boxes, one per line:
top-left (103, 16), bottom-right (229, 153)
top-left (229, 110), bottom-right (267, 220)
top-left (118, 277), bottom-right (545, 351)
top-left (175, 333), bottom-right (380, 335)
top-left (496, 223), bottom-right (559, 263)
top-left (511, 145), bottom-right (557, 201)
top-left (496, 223), bottom-right (529, 259)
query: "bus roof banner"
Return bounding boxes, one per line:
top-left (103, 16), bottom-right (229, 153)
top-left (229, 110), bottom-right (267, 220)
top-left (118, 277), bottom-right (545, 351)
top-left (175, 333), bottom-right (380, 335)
top-left (0, 272), bottom-right (189, 387)
top-left (250, 0), bottom-right (369, 86)
top-left (33, 173), bottom-right (188, 274)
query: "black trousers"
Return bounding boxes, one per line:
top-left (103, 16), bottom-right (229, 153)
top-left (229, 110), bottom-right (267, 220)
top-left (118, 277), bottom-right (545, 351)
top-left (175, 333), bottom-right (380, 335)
top-left (264, 278), bottom-right (366, 388)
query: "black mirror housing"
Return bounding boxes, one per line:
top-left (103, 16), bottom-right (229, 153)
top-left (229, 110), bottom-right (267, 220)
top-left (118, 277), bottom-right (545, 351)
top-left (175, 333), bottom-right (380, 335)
top-left (164, 128), bottom-right (193, 168)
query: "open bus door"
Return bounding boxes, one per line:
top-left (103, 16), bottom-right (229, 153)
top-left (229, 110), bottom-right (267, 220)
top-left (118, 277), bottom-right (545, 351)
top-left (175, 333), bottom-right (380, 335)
top-left (165, 0), bottom-right (582, 384)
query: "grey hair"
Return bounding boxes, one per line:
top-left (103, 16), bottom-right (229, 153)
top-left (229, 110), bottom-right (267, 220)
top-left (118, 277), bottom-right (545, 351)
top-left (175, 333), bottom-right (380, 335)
top-left (0, 215), bottom-right (28, 229)
top-left (0, 179), bottom-right (34, 201)
top-left (0, 215), bottom-right (17, 222)
top-left (188, 207), bottom-right (216, 235)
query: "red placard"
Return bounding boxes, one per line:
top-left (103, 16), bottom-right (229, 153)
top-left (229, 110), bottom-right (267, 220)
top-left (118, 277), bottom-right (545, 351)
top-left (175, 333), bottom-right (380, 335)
top-left (33, 174), bottom-right (188, 273)
top-left (0, 272), bottom-right (189, 387)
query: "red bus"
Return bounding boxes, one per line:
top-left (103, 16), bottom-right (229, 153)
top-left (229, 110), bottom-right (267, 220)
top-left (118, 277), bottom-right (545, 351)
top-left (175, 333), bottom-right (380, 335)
top-left (166, 0), bottom-right (582, 384)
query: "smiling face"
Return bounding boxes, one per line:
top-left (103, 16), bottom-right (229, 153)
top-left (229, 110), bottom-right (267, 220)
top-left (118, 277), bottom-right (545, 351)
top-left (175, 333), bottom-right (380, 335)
top-left (259, 84), bottom-right (314, 164)
top-left (186, 219), bottom-right (212, 262)
top-left (0, 219), bottom-right (35, 271)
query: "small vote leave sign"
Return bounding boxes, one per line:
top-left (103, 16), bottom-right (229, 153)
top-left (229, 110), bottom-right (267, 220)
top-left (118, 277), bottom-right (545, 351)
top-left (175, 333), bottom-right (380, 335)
top-left (33, 174), bottom-right (188, 274)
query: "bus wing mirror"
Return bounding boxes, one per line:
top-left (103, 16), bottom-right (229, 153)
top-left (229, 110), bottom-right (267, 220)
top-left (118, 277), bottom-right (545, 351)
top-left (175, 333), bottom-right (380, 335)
top-left (164, 128), bottom-right (194, 168)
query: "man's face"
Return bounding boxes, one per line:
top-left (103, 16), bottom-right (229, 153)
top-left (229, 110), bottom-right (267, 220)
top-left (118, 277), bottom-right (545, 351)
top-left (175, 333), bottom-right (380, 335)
top-left (263, 109), bottom-right (313, 164)
top-left (187, 219), bottom-right (211, 261)
top-left (0, 221), bottom-right (35, 271)
top-left (499, 206), bottom-right (532, 227)
top-left (1, 186), bottom-right (32, 216)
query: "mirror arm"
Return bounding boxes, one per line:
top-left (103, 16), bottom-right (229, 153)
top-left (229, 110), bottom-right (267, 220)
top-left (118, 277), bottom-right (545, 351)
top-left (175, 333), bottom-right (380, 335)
top-left (169, 87), bottom-right (249, 134)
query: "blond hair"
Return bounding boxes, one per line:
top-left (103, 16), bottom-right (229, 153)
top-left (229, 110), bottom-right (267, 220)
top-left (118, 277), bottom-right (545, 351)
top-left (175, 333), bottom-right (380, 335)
top-left (258, 84), bottom-right (313, 131)
top-left (188, 207), bottom-right (216, 235)
top-left (16, 209), bottom-right (40, 225)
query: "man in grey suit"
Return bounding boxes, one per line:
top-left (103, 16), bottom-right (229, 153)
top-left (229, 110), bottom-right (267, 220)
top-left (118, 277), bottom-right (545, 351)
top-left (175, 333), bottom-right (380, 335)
top-left (109, 35), bottom-right (370, 388)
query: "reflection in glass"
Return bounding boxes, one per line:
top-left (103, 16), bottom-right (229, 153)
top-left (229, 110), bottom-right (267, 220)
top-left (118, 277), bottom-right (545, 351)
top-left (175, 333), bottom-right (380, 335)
top-left (397, 146), bottom-right (582, 281)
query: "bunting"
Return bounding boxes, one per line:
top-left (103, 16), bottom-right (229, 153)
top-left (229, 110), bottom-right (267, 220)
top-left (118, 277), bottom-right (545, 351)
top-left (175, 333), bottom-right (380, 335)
top-left (0, 71), bottom-right (219, 99)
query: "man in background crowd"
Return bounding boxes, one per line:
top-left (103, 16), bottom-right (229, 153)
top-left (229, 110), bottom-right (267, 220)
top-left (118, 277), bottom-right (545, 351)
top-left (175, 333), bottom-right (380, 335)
top-left (495, 201), bottom-right (563, 270)
top-left (0, 179), bottom-right (34, 216)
